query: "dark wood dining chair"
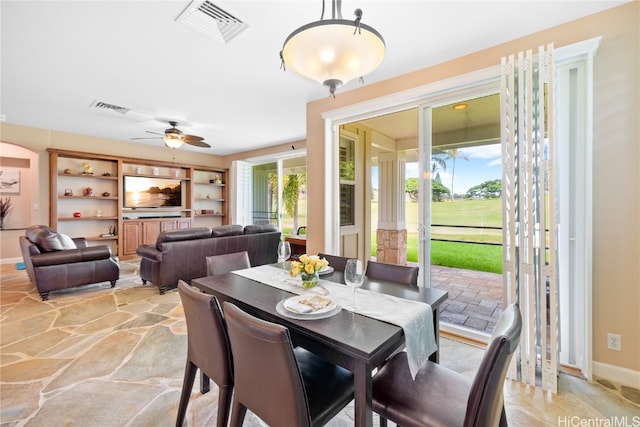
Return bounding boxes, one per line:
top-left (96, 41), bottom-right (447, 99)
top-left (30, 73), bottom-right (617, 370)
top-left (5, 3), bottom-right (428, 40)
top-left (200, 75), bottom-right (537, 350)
top-left (176, 281), bottom-right (233, 427)
top-left (372, 304), bottom-right (522, 427)
top-left (317, 253), bottom-right (350, 272)
top-left (365, 260), bottom-right (419, 288)
top-left (206, 251), bottom-right (250, 276)
top-left (223, 301), bottom-right (355, 427)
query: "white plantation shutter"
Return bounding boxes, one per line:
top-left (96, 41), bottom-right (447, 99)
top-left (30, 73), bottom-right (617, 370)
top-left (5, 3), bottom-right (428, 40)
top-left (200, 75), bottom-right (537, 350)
top-left (230, 160), bottom-right (252, 226)
top-left (501, 44), bottom-right (559, 393)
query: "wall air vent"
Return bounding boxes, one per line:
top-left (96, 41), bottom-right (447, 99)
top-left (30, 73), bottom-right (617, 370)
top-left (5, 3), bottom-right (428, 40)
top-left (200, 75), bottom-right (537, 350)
top-left (176, 0), bottom-right (248, 44)
top-left (89, 100), bottom-right (130, 115)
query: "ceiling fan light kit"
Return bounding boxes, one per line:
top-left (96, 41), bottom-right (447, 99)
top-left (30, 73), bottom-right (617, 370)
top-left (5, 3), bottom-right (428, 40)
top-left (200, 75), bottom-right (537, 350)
top-left (132, 120), bottom-right (211, 149)
top-left (164, 133), bottom-right (184, 149)
top-left (280, 0), bottom-right (385, 97)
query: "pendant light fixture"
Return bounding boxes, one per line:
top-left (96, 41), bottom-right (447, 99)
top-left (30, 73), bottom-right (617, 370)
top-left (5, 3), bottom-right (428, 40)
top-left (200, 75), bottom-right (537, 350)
top-left (280, 0), bottom-right (385, 97)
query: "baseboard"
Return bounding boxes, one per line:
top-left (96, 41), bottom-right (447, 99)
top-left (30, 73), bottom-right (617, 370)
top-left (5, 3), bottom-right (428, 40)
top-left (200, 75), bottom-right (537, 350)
top-left (593, 361), bottom-right (640, 388)
top-left (440, 322), bottom-right (490, 346)
top-left (1, 257), bottom-right (23, 265)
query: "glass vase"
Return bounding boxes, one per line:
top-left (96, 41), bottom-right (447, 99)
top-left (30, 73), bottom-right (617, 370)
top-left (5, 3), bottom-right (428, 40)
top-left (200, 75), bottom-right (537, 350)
top-left (301, 271), bottom-right (319, 290)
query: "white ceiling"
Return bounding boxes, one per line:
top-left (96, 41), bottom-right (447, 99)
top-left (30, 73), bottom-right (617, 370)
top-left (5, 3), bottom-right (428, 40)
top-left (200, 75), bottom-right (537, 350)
top-left (0, 1), bottom-right (627, 156)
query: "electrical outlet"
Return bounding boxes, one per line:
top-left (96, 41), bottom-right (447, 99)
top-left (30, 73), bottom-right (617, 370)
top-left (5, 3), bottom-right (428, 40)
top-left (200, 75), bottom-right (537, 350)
top-left (607, 333), bottom-right (622, 351)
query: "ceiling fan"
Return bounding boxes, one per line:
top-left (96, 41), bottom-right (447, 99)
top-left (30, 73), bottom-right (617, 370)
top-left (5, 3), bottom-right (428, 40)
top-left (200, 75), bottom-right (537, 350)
top-left (131, 121), bottom-right (211, 149)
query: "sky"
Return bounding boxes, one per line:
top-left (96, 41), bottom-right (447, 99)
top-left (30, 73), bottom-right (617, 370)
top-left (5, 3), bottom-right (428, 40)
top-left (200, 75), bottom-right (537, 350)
top-left (373, 143), bottom-right (502, 195)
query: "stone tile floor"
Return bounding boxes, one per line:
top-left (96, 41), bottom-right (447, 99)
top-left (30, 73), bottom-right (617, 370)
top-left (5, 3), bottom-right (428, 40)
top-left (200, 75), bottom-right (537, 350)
top-left (1, 259), bottom-right (638, 426)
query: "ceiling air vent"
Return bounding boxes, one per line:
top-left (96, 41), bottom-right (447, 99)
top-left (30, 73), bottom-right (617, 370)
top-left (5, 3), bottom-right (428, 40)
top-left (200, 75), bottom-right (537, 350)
top-left (89, 100), bottom-right (130, 115)
top-left (176, 0), bottom-right (248, 44)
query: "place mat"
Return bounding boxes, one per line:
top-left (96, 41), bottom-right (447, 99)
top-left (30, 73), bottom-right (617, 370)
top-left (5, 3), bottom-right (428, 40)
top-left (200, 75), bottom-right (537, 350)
top-left (233, 264), bottom-right (436, 378)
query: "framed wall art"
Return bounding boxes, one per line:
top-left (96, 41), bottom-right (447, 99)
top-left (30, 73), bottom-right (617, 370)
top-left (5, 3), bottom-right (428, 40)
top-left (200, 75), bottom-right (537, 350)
top-left (0, 167), bottom-right (20, 193)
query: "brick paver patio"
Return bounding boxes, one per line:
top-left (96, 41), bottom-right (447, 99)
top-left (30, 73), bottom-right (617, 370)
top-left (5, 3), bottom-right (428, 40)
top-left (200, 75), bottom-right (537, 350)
top-left (430, 265), bottom-right (504, 334)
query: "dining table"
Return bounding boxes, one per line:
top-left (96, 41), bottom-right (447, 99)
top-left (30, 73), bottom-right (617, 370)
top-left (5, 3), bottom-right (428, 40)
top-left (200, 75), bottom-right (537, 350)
top-left (191, 263), bottom-right (448, 427)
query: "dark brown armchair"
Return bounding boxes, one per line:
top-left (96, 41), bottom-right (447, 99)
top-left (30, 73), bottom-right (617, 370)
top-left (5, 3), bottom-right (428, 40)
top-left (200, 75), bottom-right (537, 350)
top-left (19, 225), bottom-right (119, 301)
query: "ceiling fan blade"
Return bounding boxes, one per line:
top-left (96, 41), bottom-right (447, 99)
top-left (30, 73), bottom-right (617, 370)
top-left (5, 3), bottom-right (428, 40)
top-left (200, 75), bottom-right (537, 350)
top-left (131, 136), bottom-right (161, 140)
top-left (183, 135), bottom-right (210, 148)
top-left (182, 134), bottom-right (203, 142)
top-left (145, 130), bottom-right (164, 136)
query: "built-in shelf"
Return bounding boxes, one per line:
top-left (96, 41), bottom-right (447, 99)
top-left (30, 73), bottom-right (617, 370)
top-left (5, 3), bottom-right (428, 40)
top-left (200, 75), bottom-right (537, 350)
top-left (58, 173), bottom-right (118, 180)
top-left (58, 216), bottom-right (119, 221)
top-left (122, 209), bottom-right (190, 214)
top-left (49, 148), bottom-right (228, 259)
top-left (124, 173), bottom-right (191, 180)
top-left (193, 181), bottom-right (225, 186)
top-left (59, 196), bottom-right (118, 200)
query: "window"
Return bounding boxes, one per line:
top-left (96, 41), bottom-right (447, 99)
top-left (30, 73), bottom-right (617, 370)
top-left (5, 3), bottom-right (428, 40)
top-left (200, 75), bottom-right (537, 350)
top-left (339, 135), bottom-right (356, 226)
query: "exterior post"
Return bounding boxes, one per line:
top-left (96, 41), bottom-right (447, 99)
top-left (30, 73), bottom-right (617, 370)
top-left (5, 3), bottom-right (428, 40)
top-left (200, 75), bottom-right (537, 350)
top-left (376, 152), bottom-right (407, 265)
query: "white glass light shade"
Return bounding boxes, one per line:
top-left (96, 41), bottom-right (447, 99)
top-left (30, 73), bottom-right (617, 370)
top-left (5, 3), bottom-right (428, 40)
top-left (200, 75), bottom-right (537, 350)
top-left (282, 19), bottom-right (385, 93)
top-left (164, 134), bottom-right (184, 149)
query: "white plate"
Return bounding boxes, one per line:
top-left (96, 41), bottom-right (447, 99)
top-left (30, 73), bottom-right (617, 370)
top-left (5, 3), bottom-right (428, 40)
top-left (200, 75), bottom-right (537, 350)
top-left (276, 299), bottom-right (342, 320)
top-left (318, 266), bottom-right (334, 276)
top-left (283, 294), bottom-right (337, 314)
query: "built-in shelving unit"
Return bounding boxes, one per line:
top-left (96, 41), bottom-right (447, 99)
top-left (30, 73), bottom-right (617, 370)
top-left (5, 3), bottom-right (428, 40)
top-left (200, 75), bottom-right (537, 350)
top-left (192, 168), bottom-right (227, 228)
top-left (48, 149), bottom-right (228, 259)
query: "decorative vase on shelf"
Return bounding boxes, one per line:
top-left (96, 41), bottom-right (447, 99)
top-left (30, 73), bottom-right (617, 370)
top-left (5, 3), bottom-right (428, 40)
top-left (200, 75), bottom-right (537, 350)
top-left (301, 271), bottom-right (319, 290)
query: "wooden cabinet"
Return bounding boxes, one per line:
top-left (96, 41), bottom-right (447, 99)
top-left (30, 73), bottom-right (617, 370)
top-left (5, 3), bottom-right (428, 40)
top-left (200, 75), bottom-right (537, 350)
top-left (122, 221), bottom-right (143, 255)
top-left (161, 218), bottom-right (192, 231)
top-left (122, 220), bottom-right (159, 256)
top-left (121, 218), bottom-right (193, 255)
top-left (48, 149), bottom-right (225, 259)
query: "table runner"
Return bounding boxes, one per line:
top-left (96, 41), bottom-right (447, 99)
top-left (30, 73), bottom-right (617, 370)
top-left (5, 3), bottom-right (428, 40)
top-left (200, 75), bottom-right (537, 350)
top-left (232, 264), bottom-right (436, 378)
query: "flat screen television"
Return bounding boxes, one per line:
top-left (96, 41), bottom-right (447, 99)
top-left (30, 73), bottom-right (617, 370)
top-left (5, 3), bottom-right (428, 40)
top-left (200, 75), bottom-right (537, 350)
top-left (123, 176), bottom-right (182, 208)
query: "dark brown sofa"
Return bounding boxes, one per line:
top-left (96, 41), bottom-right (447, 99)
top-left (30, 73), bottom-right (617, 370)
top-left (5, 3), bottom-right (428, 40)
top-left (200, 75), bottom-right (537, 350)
top-left (136, 224), bottom-right (281, 295)
top-left (19, 225), bottom-right (120, 301)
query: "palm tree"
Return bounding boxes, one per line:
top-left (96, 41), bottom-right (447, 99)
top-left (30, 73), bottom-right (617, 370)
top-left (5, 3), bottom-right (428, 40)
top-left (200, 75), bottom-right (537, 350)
top-left (443, 149), bottom-right (469, 200)
top-left (431, 154), bottom-right (447, 178)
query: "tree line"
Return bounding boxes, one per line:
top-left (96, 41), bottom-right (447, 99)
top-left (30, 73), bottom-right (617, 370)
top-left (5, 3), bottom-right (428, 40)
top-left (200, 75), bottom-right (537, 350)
top-left (406, 177), bottom-right (501, 202)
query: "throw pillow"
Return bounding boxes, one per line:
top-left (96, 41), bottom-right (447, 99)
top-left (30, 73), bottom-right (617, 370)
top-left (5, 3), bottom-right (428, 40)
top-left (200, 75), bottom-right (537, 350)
top-left (58, 233), bottom-right (77, 250)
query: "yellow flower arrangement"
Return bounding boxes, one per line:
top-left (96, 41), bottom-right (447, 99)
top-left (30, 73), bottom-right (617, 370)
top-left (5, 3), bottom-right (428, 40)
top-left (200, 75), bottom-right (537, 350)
top-left (290, 254), bottom-right (329, 289)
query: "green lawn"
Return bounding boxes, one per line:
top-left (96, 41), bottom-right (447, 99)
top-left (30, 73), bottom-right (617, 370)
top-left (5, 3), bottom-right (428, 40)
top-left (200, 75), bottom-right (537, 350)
top-left (282, 196), bottom-right (504, 274)
top-left (371, 199), bottom-right (503, 274)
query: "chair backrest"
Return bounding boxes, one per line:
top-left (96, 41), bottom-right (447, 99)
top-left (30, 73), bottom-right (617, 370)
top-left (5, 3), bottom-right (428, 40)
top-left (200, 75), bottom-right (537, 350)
top-left (223, 301), bottom-right (312, 426)
top-left (365, 260), bottom-right (419, 288)
top-left (317, 253), bottom-right (350, 272)
top-left (297, 226), bottom-right (307, 235)
top-left (464, 303), bottom-right (522, 427)
top-left (177, 281), bottom-right (233, 388)
top-left (206, 251), bottom-right (251, 276)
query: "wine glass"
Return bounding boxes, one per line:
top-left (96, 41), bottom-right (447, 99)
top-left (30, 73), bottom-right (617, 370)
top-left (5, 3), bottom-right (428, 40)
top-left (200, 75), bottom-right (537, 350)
top-left (344, 259), bottom-right (365, 310)
top-left (277, 241), bottom-right (291, 269)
